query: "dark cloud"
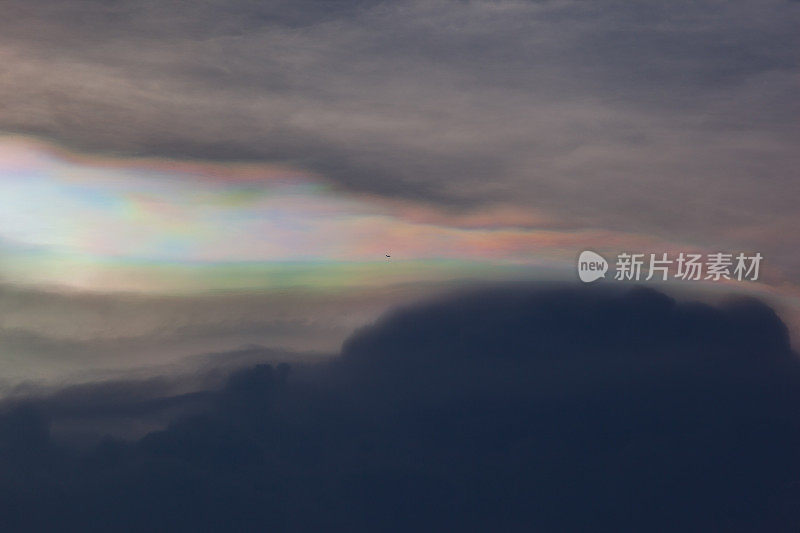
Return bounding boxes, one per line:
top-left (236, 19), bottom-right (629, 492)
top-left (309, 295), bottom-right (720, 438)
top-left (0, 285), bottom-right (798, 531)
top-left (1, 0), bottom-right (798, 251)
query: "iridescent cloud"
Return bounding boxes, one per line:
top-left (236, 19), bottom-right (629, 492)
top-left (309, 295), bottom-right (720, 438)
top-left (1, 134), bottom-right (799, 344)
top-left (0, 135), bottom-right (678, 291)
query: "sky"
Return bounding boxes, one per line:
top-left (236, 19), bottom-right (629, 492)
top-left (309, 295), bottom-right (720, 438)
top-left (0, 2), bottom-right (799, 529)
top-left (0, 0), bottom-right (798, 385)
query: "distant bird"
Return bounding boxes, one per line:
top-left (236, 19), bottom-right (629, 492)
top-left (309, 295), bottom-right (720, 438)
top-left (385, 253), bottom-right (391, 262)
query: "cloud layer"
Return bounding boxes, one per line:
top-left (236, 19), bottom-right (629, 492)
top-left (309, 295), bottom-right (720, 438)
top-left (1, 0), bottom-right (797, 242)
top-left (0, 285), bottom-right (798, 530)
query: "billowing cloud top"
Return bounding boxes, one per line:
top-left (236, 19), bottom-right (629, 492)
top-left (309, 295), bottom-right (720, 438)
top-left (0, 286), bottom-right (797, 530)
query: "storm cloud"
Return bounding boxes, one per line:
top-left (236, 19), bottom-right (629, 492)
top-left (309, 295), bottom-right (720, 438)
top-left (1, 285), bottom-right (798, 531)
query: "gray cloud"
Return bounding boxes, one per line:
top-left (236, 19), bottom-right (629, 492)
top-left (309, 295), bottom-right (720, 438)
top-left (0, 281), bottom-right (454, 387)
top-left (0, 0), bottom-right (798, 269)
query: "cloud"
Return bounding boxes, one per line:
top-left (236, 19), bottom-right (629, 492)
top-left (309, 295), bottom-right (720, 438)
top-left (0, 285), bottom-right (798, 530)
top-left (0, 0), bottom-right (797, 248)
top-left (338, 285), bottom-right (792, 390)
top-left (0, 282), bottom-right (418, 386)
